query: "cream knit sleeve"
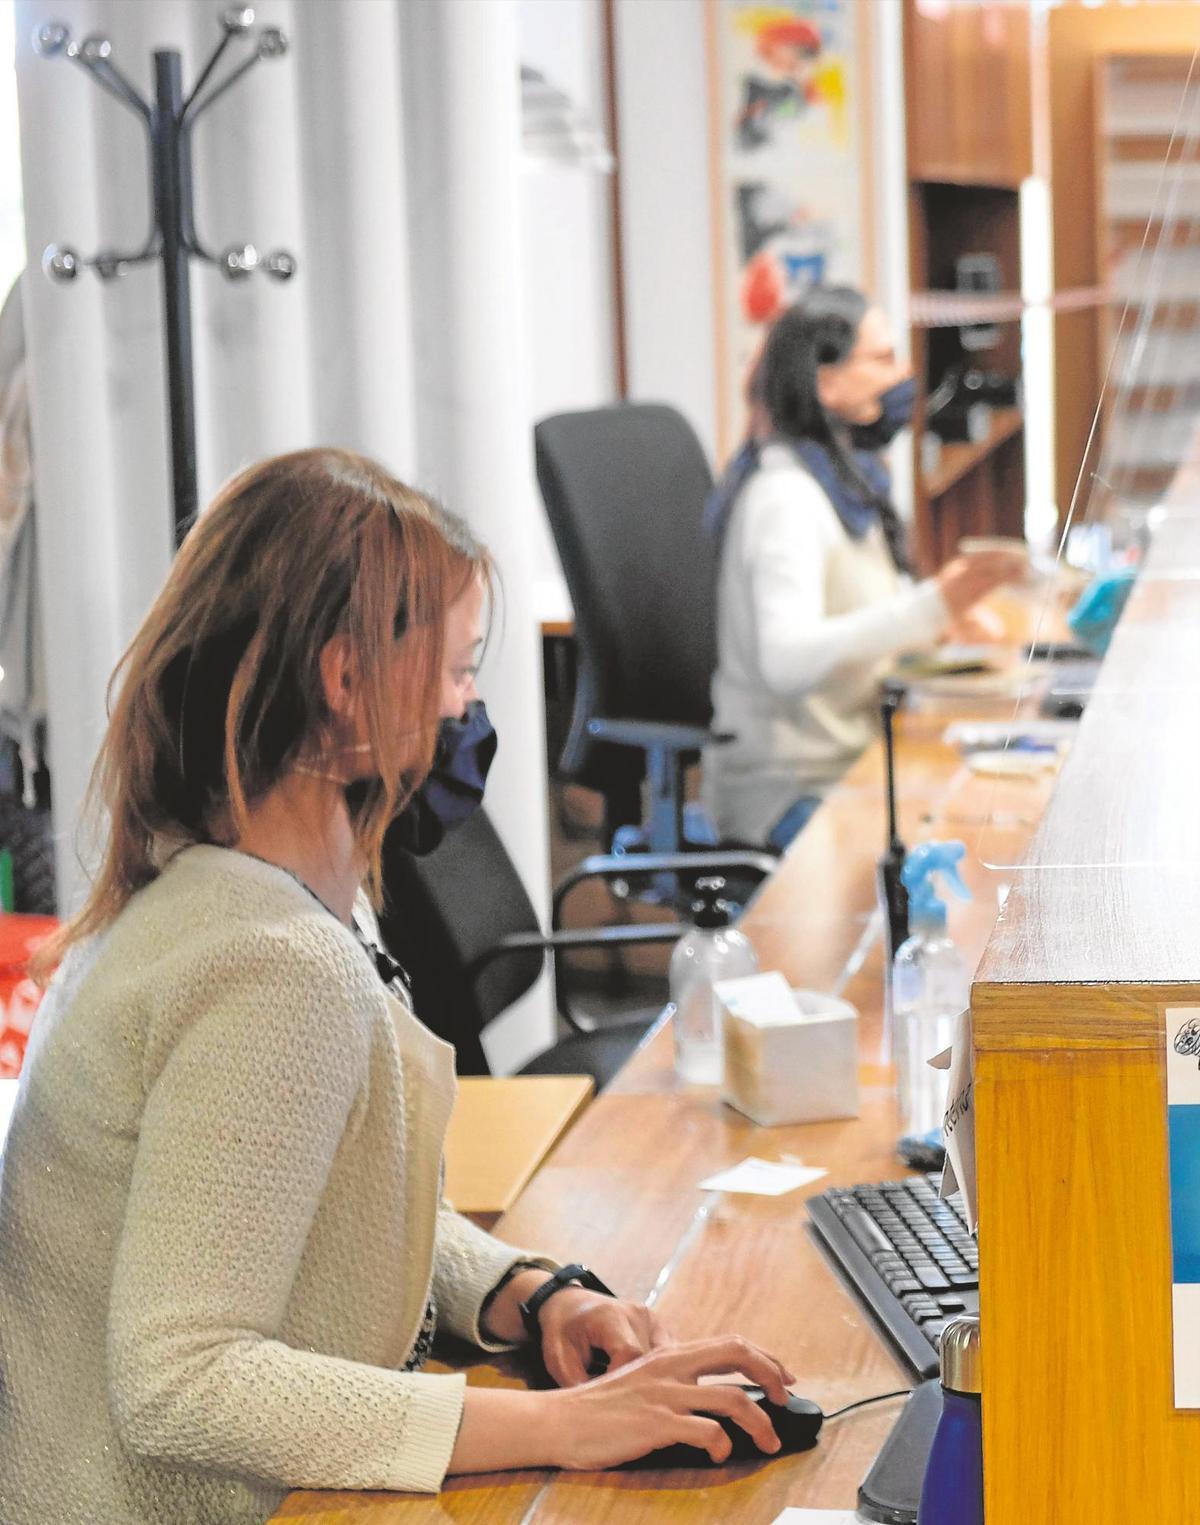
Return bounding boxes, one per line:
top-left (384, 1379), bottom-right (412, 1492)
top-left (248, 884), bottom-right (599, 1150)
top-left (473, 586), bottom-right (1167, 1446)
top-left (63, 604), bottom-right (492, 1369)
top-left (432, 1202), bottom-right (560, 1350)
top-left (107, 924), bottom-right (465, 1495)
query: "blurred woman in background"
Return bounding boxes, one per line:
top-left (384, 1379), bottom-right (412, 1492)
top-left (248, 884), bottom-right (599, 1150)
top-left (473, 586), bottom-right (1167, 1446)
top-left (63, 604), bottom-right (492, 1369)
top-left (703, 286), bottom-right (1024, 849)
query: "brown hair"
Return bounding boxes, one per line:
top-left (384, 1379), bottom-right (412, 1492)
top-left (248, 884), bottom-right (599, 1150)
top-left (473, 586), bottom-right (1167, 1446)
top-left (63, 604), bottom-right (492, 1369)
top-left (37, 447), bottom-right (488, 978)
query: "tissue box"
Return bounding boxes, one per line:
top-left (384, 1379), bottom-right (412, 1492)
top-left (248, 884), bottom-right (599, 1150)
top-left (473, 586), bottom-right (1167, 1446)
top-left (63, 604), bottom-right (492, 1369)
top-left (716, 970), bottom-right (859, 1127)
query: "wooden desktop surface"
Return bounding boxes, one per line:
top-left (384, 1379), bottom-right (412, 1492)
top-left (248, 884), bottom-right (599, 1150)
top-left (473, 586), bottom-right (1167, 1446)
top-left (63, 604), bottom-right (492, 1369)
top-left (273, 648), bottom-right (1060, 1524)
top-left (443, 1075), bottom-right (594, 1226)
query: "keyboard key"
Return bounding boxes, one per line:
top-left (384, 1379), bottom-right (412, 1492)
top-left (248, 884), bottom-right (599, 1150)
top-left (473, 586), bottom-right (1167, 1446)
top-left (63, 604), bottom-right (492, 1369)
top-left (842, 1205), bottom-right (895, 1259)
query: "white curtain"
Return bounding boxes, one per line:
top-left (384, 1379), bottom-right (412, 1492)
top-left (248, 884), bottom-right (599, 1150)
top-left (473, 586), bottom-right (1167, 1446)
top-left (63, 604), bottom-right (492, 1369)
top-left (14, 0), bottom-right (553, 1065)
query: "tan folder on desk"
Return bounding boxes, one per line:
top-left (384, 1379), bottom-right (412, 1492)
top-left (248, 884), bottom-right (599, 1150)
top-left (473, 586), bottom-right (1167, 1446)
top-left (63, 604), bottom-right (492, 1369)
top-left (443, 1074), bottom-right (593, 1224)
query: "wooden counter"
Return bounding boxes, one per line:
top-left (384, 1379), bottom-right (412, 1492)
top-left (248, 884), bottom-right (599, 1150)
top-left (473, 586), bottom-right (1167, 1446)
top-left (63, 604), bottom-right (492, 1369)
top-left (273, 644), bottom-right (1064, 1523)
top-left (973, 510), bottom-right (1200, 1523)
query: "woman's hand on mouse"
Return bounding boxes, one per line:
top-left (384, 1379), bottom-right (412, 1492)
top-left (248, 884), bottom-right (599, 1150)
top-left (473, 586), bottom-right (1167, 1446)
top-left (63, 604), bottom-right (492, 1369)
top-left (536, 1287), bottom-right (672, 1387)
top-left (936, 551), bottom-right (1028, 618)
top-left (544, 1335), bottom-right (796, 1471)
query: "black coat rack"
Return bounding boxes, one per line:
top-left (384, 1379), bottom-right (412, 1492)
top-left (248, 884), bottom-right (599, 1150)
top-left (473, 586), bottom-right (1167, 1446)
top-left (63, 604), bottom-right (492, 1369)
top-left (34, 6), bottom-right (297, 548)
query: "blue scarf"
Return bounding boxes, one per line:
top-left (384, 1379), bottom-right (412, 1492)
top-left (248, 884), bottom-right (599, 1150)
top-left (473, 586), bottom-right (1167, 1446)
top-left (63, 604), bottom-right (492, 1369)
top-left (704, 435), bottom-right (891, 555)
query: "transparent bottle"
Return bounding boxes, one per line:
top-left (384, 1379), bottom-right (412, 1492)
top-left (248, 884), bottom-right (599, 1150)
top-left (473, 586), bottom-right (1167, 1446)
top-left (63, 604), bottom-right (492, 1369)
top-left (893, 842), bottom-right (971, 1139)
top-left (669, 877), bottom-right (758, 1085)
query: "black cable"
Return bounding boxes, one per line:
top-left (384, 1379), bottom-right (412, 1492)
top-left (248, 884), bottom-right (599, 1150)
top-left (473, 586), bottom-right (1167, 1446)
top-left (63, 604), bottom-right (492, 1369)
top-left (824, 1388), bottom-right (913, 1422)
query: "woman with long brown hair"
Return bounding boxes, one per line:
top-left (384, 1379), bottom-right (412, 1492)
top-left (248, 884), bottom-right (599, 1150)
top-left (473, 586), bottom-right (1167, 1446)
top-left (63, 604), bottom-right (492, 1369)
top-left (0, 449), bottom-right (792, 1524)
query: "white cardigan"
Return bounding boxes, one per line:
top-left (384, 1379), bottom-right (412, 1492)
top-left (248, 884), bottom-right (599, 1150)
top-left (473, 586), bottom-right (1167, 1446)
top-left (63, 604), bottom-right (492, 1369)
top-left (0, 845), bottom-right (555, 1524)
top-left (704, 445), bottom-right (948, 844)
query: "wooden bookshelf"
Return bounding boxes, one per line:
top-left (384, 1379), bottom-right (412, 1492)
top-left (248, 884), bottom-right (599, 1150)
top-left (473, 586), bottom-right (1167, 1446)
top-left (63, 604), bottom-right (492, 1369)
top-left (923, 405), bottom-right (1024, 501)
top-left (904, 0), bottom-right (1031, 573)
top-left (904, 0), bottom-right (1031, 189)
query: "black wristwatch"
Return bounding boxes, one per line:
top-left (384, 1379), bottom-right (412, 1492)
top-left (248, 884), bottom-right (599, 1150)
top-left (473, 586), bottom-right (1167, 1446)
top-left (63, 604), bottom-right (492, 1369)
top-left (518, 1263), bottom-right (615, 1342)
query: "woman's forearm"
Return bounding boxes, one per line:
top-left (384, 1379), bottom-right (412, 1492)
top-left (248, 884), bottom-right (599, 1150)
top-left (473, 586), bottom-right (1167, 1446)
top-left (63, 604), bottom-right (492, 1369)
top-left (448, 1385), bottom-right (562, 1474)
top-left (757, 578), bottom-right (946, 696)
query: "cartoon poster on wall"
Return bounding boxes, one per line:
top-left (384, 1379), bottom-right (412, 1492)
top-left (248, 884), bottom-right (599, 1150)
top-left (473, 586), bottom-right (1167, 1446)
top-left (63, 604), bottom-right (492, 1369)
top-left (710, 1), bottom-right (867, 456)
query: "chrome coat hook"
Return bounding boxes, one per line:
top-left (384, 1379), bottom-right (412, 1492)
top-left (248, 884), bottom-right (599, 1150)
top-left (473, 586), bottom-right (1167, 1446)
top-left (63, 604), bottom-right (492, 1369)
top-left (36, 9), bottom-right (298, 544)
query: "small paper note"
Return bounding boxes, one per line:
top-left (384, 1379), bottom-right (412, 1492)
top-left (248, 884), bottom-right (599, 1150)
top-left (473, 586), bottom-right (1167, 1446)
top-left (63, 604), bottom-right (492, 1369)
top-left (942, 717), bottom-right (1076, 750)
top-left (698, 1156), bottom-right (827, 1196)
top-left (771, 1510), bottom-right (862, 1524)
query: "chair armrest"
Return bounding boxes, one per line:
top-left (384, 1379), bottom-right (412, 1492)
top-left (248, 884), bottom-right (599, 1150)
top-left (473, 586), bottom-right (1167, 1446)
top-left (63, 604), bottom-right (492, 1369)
top-left (551, 848), bottom-right (777, 931)
top-left (586, 718), bottom-right (732, 753)
top-left (467, 923), bottom-right (684, 1037)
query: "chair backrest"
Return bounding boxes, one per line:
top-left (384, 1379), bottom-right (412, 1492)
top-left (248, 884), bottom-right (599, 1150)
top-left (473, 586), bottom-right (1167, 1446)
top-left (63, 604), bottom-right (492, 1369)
top-left (376, 808), bottom-right (544, 1075)
top-left (535, 403), bottom-right (718, 765)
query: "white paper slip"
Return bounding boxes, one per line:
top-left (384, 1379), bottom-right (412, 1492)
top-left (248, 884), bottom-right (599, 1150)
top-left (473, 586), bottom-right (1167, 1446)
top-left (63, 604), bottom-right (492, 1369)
top-left (942, 717), bottom-right (1077, 750)
top-left (771, 1510), bottom-right (862, 1524)
top-left (698, 1156), bottom-right (827, 1196)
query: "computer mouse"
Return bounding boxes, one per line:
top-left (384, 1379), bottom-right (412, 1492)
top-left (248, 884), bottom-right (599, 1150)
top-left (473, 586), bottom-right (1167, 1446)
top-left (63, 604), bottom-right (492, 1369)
top-left (625, 1385), bottom-right (824, 1469)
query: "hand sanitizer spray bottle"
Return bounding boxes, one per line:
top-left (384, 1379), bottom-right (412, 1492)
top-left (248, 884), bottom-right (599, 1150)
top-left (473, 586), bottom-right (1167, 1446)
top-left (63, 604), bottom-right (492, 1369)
top-left (918, 1313), bottom-right (984, 1525)
top-left (670, 877), bottom-right (758, 1085)
top-left (893, 841), bottom-right (971, 1158)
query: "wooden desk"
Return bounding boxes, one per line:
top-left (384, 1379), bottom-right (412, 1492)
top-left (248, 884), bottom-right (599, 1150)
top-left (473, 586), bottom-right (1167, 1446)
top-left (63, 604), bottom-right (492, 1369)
top-left (444, 1076), bottom-right (593, 1229)
top-left (274, 657), bottom-right (1061, 1523)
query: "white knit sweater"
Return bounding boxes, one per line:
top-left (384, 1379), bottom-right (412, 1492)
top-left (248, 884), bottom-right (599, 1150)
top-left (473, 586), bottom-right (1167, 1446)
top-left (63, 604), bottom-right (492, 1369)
top-left (0, 845), bottom-right (556, 1524)
top-left (704, 445), bottom-right (948, 844)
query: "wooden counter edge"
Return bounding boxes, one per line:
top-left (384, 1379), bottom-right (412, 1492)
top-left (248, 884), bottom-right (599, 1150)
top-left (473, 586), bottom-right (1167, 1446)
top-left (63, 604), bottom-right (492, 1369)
top-left (971, 980), bottom-right (1199, 1051)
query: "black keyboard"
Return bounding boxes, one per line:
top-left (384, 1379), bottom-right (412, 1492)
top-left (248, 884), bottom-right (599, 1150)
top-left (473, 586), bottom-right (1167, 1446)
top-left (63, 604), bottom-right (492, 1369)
top-left (807, 1175), bottom-right (978, 1380)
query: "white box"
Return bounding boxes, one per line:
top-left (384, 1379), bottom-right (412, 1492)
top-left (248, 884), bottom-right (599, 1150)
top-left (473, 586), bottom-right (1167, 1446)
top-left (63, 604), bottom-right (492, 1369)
top-left (716, 971), bottom-right (860, 1128)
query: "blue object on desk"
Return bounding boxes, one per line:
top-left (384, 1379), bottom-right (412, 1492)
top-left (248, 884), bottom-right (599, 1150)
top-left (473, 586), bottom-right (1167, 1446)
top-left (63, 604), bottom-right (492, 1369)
top-left (1066, 567), bottom-right (1136, 656)
top-left (918, 1389), bottom-right (984, 1524)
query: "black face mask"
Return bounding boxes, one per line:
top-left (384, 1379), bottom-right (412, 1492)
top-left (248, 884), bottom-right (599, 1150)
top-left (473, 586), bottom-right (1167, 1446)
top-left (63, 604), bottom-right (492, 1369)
top-left (849, 375), bottom-right (917, 452)
top-left (386, 699), bottom-right (498, 857)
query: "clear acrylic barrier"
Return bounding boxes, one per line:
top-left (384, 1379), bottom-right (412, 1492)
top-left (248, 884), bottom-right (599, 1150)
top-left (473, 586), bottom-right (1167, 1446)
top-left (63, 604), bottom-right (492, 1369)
top-left (925, 51), bottom-right (1200, 878)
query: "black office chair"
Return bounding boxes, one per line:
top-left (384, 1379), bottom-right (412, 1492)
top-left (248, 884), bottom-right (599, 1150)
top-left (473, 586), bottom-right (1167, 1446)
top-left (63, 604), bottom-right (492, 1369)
top-left (377, 807), bottom-right (774, 1091)
top-left (535, 402), bottom-right (729, 863)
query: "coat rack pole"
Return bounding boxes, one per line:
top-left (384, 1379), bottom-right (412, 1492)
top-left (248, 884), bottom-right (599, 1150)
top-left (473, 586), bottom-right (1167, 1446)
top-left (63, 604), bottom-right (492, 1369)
top-left (151, 50), bottom-right (197, 547)
top-left (36, 12), bottom-right (296, 553)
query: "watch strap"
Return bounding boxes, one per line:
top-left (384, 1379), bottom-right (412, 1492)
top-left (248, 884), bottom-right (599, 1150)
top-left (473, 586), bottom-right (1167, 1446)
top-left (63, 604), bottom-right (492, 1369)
top-left (518, 1263), bottom-right (615, 1342)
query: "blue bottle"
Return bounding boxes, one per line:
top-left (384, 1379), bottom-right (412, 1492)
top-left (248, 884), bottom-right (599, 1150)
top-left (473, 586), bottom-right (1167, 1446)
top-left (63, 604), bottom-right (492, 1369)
top-left (918, 1314), bottom-right (983, 1525)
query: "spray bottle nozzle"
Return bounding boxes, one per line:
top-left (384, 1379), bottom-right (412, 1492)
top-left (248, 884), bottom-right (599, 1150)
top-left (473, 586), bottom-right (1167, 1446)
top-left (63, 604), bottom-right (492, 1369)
top-left (690, 877), bottom-right (733, 929)
top-left (900, 840), bottom-right (971, 928)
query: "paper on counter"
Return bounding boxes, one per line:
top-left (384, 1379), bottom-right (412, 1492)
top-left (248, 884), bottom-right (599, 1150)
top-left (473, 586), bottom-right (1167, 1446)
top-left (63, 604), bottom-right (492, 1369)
top-left (770, 1510), bottom-right (862, 1524)
top-left (929, 1008), bottom-right (977, 1233)
top-left (698, 1156), bottom-right (827, 1196)
top-left (942, 717), bottom-right (1077, 750)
